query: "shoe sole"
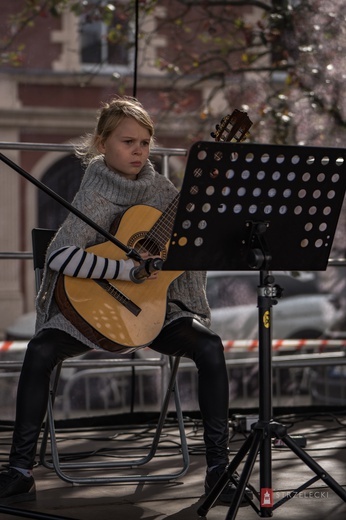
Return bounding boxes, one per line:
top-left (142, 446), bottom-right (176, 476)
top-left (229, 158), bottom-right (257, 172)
top-left (205, 486), bottom-right (253, 507)
top-left (219, 492), bottom-right (253, 507)
top-left (0, 488), bottom-right (36, 505)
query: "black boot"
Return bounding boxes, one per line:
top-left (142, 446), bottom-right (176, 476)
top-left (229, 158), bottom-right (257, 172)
top-left (0, 468), bottom-right (36, 505)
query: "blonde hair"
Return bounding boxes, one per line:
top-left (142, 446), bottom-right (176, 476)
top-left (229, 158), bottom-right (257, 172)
top-left (75, 96), bottom-right (155, 166)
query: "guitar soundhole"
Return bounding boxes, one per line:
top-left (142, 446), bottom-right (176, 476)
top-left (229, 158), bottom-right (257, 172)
top-left (137, 238), bottom-right (162, 256)
top-left (128, 232), bottom-right (166, 259)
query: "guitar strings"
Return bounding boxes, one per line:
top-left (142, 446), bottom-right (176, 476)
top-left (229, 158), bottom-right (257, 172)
top-left (133, 193), bottom-right (180, 257)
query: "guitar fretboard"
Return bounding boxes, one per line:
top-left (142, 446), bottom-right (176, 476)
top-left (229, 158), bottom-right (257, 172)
top-left (142, 193), bottom-right (180, 251)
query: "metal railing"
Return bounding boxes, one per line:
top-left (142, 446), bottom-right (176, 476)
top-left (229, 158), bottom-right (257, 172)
top-left (0, 141), bottom-right (187, 178)
top-left (0, 141), bottom-right (188, 260)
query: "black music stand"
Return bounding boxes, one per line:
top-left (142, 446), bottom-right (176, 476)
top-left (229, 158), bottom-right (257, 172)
top-left (163, 141), bottom-right (346, 519)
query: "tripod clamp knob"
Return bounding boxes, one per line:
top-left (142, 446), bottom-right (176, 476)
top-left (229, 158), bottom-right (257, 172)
top-left (246, 221), bottom-right (272, 270)
top-left (259, 278), bottom-right (284, 303)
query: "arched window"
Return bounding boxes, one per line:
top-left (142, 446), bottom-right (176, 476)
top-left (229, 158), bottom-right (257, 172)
top-left (38, 155), bottom-right (84, 229)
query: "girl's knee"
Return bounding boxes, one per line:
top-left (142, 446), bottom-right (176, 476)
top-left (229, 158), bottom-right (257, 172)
top-left (196, 334), bottom-right (225, 367)
top-left (25, 336), bottom-right (59, 372)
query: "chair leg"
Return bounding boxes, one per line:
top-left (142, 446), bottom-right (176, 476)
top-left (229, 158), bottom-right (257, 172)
top-left (39, 362), bottom-right (62, 468)
top-left (40, 356), bottom-right (189, 484)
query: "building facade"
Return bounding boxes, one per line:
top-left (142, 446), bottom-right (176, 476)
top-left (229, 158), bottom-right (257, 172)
top-left (0, 1), bottom-right (251, 336)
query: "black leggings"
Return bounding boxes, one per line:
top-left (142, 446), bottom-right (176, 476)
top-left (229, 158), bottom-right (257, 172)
top-left (10, 318), bottom-right (229, 470)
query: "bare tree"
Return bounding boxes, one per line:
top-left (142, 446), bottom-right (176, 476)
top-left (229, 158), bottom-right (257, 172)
top-left (1, 0), bottom-right (346, 145)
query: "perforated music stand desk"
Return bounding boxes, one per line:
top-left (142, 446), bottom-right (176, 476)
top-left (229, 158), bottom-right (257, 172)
top-left (163, 141), bottom-right (346, 519)
top-left (163, 141), bottom-right (346, 272)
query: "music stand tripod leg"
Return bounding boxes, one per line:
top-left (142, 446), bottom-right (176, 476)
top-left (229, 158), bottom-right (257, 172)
top-left (224, 427), bottom-right (263, 519)
top-left (197, 429), bottom-right (261, 518)
top-left (281, 432), bottom-right (346, 503)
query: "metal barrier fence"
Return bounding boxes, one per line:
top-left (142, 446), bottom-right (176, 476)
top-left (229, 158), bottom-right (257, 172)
top-left (1, 339), bottom-right (346, 421)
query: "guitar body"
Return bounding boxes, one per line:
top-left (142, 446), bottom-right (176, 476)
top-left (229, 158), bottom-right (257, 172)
top-left (57, 204), bottom-right (183, 353)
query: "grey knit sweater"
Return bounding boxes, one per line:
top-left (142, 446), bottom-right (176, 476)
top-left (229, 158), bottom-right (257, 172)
top-left (35, 157), bottom-right (211, 350)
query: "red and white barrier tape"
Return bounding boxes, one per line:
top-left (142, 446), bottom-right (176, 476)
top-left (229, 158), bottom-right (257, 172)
top-left (222, 338), bottom-right (346, 352)
top-left (0, 341), bottom-right (29, 351)
top-left (1, 339), bottom-right (346, 353)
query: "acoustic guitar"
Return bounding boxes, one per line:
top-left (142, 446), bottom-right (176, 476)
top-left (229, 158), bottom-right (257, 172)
top-left (56, 109), bottom-right (253, 353)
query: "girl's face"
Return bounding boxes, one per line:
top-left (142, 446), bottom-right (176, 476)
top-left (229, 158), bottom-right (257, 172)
top-left (97, 117), bottom-right (151, 180)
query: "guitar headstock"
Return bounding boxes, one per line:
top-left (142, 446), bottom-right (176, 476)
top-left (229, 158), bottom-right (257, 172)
top-left (211, 109), bottom-right (253, 143)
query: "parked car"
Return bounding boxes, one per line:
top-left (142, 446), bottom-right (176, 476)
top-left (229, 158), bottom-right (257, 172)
top-left (207, 271), bottom-right (341, 342)
top-left (206, 270), bottom-right (343, 400)
top-left (309, 295), bottom-right (346, 406)
top-left (5, 311), bottom-right (36, 341)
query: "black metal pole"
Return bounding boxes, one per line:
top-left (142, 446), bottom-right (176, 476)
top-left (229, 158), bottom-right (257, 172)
top-left (257, 271), bottom-right (274, 517)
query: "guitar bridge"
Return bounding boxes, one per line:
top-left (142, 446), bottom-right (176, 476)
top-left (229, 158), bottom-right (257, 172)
top-left (95, 279), bottom-right (141, 317)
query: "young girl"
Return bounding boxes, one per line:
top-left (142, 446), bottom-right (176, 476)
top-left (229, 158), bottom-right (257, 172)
top-left (0, 96), bottom-right (245, 506)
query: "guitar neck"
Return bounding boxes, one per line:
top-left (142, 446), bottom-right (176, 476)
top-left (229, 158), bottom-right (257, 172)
top-left (146, 192), bottom-right (180, 249)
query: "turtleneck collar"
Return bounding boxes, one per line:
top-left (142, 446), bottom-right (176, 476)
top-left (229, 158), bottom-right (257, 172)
top-left (80, 156), bottom-right (157, 207)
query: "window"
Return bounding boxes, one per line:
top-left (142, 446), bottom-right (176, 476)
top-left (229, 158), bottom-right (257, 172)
top-left (80, 1), bottom-right (132, 71)
top-left (38, 156), bottom-right (84, 230)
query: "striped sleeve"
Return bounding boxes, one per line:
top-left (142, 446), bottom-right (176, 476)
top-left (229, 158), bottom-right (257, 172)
top-left (47, 246), bottom-right (134, 280)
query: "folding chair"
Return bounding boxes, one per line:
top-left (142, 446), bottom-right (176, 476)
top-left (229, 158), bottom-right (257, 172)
top-left (32, 228), bottom-right (189, 484)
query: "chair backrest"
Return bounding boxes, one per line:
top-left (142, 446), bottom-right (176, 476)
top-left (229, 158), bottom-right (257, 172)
top-left (31, 228), bottom-right (57, 291)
